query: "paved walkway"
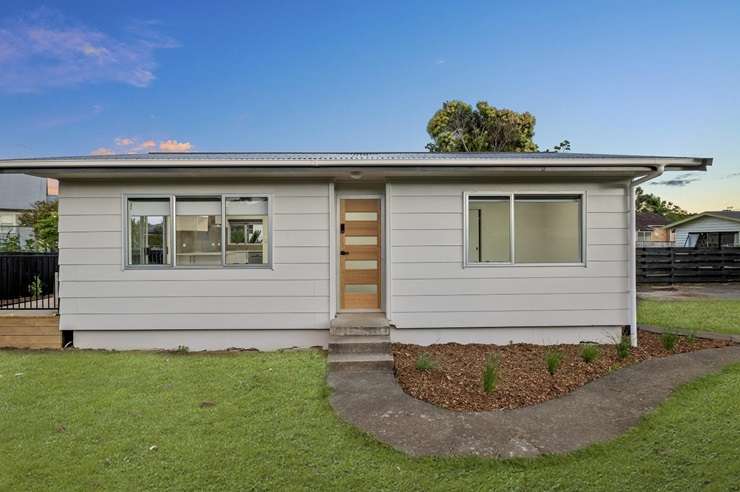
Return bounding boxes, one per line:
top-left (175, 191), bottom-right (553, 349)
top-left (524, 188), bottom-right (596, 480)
top-left (328, 345), bottom-right (740, 458)
top-left (638, 283), bottom-right (740, 301)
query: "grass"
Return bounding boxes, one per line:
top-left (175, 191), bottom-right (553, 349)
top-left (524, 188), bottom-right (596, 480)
top-left (2, 350), bottom-right (740, 490)
top-left (545, 350), bottom-right (563, 375)
top-left (580, 344), bottom-right (600, 363)
top-left (415, 352), bottom-right (437, 371)
top-left (482, 353), bottom-right (499, 394)
top-left (638, 299), bottom-right (740, 335)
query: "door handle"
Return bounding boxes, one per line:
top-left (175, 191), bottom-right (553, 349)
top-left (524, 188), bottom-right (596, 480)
top-left (340, 250), bottom-right (349, 256)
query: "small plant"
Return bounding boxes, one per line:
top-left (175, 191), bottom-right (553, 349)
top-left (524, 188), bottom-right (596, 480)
top-left (482, 353), bottom-right (499, 394)
top-left (580, 344), bottom-right (600, 363)
top-left (175, 345), bottom-right (190, 354)
top-left (28, 275), bottom-right (44, 298)
top-left (545, 351), bottom-right (563, 375)
top-left (661, 333), bottom-right (678, 352)
top-left (686, 332), bottom-right (697, 344)
top-left (616, 337), bottom-right (631, 359)
top-left (415, 352), bottom-right (437, 371)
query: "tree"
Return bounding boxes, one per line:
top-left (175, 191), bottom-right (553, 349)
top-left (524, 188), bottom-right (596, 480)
top-left (18, 200), bottom-right (58, 251)
top-left (635, 187), bottom-right (691, 222)
top-left (426, 100), bottom-right (567, 153)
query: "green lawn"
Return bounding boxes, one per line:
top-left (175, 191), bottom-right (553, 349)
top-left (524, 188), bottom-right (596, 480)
top-left (2, 350), bottom-right (740, 490)
top-left (638, 299), bottom-right (740, 335)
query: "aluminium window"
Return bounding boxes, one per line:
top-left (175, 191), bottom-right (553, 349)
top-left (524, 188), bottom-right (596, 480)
top-left (465, 193), bottom-right (584, 266)
top-left (125, 194), bottom-right (271, 268)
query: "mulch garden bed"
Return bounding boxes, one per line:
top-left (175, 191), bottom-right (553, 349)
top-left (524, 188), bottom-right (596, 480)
top-left (392, 331), bottom-right (734, 412)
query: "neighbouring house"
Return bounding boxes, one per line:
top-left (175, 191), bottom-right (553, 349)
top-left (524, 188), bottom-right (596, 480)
top-left (0, 174), bottom-right (53, 246)
top-left (635, 211), bottom-right (671, 246)
top-left (0, 152), bottom-right (710, 350)
top-left (664, 211), bottom-right (740, 248)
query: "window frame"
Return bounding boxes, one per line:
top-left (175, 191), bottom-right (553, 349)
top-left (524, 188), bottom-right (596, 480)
top-left (463, 191), bottom-right (587, 268)
top-left (123, 193), bottom-right (273, 270)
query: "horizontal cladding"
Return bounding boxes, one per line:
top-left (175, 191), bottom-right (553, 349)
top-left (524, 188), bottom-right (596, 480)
top-left (389, 181), bottom-right (629, 329)
top-left (61, 296), bottom-right (328, 314)
top-left (393, 292), bottom-right (627, 313)
top-left (58, 181), bottom-right (331, 330)
top-left (60, 313), bottom-right (330, 331)
top-left (61, 280), bottom-right (329, 298)
top-left (393, 276), bottom-right (628, 296)
top-left (391, 310), bottom-right (628, 328)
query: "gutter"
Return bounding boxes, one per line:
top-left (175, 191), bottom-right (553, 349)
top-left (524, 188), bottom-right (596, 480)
top-left (627, 165), bottom-right (665, 347)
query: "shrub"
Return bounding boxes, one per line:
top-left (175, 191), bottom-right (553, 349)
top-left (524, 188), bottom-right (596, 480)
top-left (580, 344), bottom-right (600, 363)
top-left (482, 353), bottom-right (499, 394)
top-left (28, 275), bottom-right (44, 298)
top-left (546, 351), bottom-right (563, 375)
top-left (616, 338), bottom-right (631, 359)
top-left (661, 333), bottom-right (678, 352)
top-left (175, 345), bottom-right (190, 354)
top-left (415, 353), bottom-right (437, 371)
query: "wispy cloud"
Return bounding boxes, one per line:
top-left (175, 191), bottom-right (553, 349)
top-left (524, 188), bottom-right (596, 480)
top-left (726, 172), bottom-right (740, 179)
top-left (92, 137), bottom-right (194, 155)
top-left (650, 173), bottom-right (702, 187)
top-left (158, 139), bottom-right (192, 152)
top-left (90, 147), bottom-right (113, 155)
top-left (0, 8), bottom-right (178, 92)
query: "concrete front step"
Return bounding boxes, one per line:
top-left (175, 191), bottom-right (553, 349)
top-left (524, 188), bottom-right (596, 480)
top-left (330, 314), bottom-right (392, 336)
top-left (329, 335), bottom-right (391, 354)
top-left (327, 352), bottom-right (395, 372)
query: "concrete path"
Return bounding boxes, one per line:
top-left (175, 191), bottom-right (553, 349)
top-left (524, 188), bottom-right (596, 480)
top-left (638, 283), bottom-right (740, 301)
top-left (328, 345), bottom-right (740, 458)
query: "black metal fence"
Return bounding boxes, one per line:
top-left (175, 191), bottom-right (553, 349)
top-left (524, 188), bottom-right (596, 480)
top-left (0, 253), bottom-right (59, 310)
top-left (637, 247), bottom-right (740, 284)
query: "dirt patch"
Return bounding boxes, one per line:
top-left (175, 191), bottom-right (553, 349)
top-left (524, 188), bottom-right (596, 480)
top-left (392, 331), bottom-right (734, 411)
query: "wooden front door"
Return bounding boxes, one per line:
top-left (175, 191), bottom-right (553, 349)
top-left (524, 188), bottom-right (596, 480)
top-left (339, 198), bottom-right (381, 310)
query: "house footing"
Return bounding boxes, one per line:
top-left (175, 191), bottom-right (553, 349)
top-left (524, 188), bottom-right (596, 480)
top-left (70, 325), bottom-right (623, 351)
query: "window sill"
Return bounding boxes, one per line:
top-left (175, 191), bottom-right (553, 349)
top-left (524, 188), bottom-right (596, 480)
top-left (464, 262), bottom-right (587, 268)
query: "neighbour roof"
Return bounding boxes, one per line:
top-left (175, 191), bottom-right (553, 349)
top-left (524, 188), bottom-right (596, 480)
top-left (664, 211), bottom-right (740, 229)
top-left (636, 211), bottom-right (671, 229)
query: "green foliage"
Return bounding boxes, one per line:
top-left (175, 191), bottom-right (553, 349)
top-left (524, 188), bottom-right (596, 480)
top-left (635, 187), bottom-right (690, 222)
top-left (18, 200), bottom-right (58, 251)
top-left (616, 337), bottom-right (631, 359)
top-left (580, 344), bottom-right (600, 363)
top-left (482, 353), bottom-right (499, 394)
top-left (0, 233), bottom-right (21, 252)
top-left (415, 352), bottom-right (437, 371)
top-left (174, 345), bottom-right (190, 354)
top-left (638, 299), bottom-right (740, 335)
top-left (545, 351), bottom-right (563, 375)
top-left (28, 275), bottom-right (44, 298)
top-left (426, 100), bottom-right (541, 152)
top-left (661, 333), bottom-right (678, 352)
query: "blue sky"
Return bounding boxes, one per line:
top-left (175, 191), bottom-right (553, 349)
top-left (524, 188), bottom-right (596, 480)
top-left (1, 1), bottom-right (738, 211)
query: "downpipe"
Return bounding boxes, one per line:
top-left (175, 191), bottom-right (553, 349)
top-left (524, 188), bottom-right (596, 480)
top-left (627, 165), bottom-right (665, 346)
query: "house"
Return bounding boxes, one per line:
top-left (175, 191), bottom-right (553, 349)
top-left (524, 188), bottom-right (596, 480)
top-left (635, 211), bottom-right (671, 246)
top-left (664, 211), bottom-right (740, 247)
top-left (0, 174), bottom-right (52, 245)
top-left (0, 152), bottom-right (710, 350)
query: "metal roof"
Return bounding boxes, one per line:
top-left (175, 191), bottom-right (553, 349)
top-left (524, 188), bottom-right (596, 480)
top-left (0, 151), bottom-right (714, 163)
top-left (664, 210), bottom-right (740, 229)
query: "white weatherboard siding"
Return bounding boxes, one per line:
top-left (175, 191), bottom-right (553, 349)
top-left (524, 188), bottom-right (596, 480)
top-left (58, 180), bottom-right (332, 346)
top-left (673, 216), bottom-right (740, 246)
top-left (388, 181), bottom-right (629, 343)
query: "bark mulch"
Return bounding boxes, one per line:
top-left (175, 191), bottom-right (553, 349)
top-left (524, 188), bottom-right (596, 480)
top-left (392, 331), bottom-right (734, 412)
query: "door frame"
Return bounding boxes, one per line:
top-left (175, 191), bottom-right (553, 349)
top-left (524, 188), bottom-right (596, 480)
top-left (334, 192), bottom-right (385, 313)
